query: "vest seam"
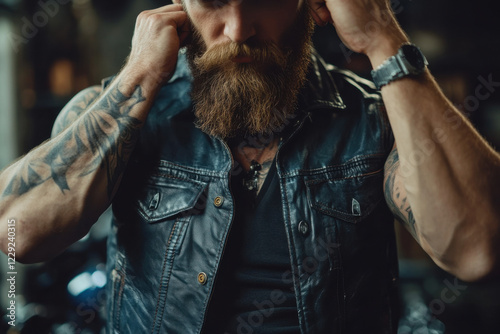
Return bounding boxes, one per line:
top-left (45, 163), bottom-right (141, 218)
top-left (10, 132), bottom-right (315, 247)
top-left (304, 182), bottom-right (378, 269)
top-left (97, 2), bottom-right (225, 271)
top-left (157, 220), bottom-right (184, 332)
top-left (281, 154), bottom-right (386, 177)
top-left (156, 160), bottom-right (230, 177)
top-left (304, 168), bottom-right (383, 184)
top-left (151, 220), bottom-right (179, 334)
top-left (149, 173), bottom-right (209, 183)
top-left (113, 259), bottom-right (126, 333)
top-left (281, 178), bottom-right (308, 334)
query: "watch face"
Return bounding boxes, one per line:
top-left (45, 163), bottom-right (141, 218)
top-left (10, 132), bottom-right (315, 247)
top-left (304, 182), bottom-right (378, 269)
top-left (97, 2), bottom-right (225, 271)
top-left (401, 44), bottom-right (428, 70)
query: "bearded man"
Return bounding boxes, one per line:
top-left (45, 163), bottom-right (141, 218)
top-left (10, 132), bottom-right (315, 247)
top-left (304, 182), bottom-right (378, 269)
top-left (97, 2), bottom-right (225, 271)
top-left (1, 0), bottom-right (499, 333)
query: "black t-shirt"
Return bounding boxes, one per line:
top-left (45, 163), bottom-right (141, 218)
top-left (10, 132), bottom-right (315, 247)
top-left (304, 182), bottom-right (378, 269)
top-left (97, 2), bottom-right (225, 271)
top-left (202, 159), bottom-right (300, 334)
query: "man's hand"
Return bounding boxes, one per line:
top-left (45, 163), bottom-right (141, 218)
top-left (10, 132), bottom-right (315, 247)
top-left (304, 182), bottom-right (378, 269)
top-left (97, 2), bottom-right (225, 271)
top-left (308, 0), bottom-right (408, 66)
top-left (125, 4), bottom-right (191, 88)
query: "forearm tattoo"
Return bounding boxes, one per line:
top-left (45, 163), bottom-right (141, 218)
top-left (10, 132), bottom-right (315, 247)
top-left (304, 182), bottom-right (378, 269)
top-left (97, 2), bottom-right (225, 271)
top-left (384, 147), bottom-right (419, 241)
top-left (51, 88), bottom-right (101, 137)
top-left (2, 82), bottom-right (145, 200)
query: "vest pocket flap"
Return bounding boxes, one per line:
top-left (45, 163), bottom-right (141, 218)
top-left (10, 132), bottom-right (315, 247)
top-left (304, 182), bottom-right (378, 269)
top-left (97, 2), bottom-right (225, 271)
top-left (306, 170), bottom-right (384, 224)
top-left (137, 177), bottom-right (207, 223)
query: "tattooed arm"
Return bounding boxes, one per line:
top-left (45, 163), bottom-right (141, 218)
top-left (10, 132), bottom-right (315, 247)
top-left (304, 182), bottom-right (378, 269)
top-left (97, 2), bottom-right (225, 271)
top-left (384, 142), bottom-right (500, 281)
top-left (0, 4), bottom-right (190, 263)
top-left (383, 145), bottom-right (419, 241)
top-left (0, 77), bottom-right (148, 263)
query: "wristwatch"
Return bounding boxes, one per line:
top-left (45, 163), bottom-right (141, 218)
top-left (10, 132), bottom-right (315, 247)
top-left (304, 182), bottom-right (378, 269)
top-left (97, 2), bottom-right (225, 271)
top-left (371, 43), bottom-right (428, 90)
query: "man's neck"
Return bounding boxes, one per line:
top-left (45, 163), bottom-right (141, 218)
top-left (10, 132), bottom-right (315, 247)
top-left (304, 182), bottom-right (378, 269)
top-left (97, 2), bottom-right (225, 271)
top-left (229, 135), bottom-right (280, 195)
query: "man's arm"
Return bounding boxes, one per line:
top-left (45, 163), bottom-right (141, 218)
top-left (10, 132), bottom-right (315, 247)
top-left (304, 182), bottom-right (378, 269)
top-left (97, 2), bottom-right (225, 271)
top-left (51, 86), bottom-right (102, 138)
top-left (0, 77), bottom-right (148, 263)
top-left (379, 73), bottom-right (500, 282)
top-left (310, 0), bottom-right (500, 281)
top-left (383, 145), bottom-right (419, 241)
top-left (0, 4), bottom-right (191, 263)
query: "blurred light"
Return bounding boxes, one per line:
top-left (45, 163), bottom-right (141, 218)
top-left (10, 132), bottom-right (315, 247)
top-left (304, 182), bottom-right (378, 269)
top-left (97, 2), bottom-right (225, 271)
top-left (68, 272), bottom-right (93, 296)
top-left (91, 270), bottom-right (107, 288)
top-left (68, 269), bottom-right (107, 296)
top-left (411, 30), bottom-right (446, 61)
top-left (0, 17), bottom-right (17, 169)
top-left (49, 59), bottom-right (74, 96)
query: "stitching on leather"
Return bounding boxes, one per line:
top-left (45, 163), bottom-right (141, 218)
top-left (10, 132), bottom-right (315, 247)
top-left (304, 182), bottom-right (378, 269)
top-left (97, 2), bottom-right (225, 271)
top-left (156, 221), bottom-right (183, 329)
top-left (151, 221), bottom-right (178, 334)
top-left (115, 270), bottom-right (125, 330)
top-left (157, 160), bottom-right (228, 177)
top-left (314, 203), bottom-right (353, 218)
top-left (303, 154), bottom-right (384, 173)
top-left (281, 179), bottom-right (308, 334)
top-left (305, 168), bottom-right (383, 185)
top-left (113, 255), bottom-right (126, 332)
top-left (149, 173), bottom-right (207, 185)
top-left (282, 153), bottom-right (385, 177)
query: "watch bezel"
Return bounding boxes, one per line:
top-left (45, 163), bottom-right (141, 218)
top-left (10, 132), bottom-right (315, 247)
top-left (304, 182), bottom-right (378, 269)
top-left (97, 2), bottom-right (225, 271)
top-left (400, 44), bottom-right (428, 73)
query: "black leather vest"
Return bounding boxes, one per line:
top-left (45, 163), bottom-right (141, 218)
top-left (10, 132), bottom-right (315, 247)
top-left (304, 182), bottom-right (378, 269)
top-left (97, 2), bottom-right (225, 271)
top-left (106, 51), bottom-right (398, 334)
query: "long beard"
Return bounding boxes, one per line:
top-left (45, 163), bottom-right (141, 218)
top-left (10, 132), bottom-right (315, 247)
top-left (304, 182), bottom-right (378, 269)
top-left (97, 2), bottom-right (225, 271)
top-left (186, 5), bottom-right (314, 139)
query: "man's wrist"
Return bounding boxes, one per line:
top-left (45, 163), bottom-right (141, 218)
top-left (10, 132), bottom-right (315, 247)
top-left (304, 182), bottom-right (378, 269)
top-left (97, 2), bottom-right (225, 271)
top-left (366, 30), bottom-right (409, 69)
top-left (118, 62), bottom-right (171, 98)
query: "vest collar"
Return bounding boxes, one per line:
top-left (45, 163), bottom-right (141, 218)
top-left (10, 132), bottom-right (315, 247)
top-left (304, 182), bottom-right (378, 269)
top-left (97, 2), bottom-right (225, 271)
top-left (297, 49), bottom-right (347, 112)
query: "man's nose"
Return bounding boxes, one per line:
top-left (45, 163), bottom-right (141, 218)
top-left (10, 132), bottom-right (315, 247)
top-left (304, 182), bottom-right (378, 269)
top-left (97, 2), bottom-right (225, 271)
top-left (223, 3), bottom-right (257, 44)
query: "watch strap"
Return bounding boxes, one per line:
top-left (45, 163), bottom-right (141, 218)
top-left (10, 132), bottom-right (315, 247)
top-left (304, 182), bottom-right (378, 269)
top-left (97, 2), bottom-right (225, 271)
top-left (371, 44), bottom-right (427, 90)
top-left (371, 55), bottom-right (408, 90)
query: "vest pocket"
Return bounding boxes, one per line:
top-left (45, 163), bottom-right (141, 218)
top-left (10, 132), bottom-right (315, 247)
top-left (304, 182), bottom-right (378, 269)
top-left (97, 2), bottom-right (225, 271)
top-left (136, 176), bottom-right (208, 224)
top-left (305, 156), bottom-right (385, 224)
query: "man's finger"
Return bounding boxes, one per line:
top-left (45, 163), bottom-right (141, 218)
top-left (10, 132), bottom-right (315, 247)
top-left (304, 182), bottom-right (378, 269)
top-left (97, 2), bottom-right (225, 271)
top-left (146, 3), bottom-right (184, 14)
top-left (307, 1), bottom-right (331, 26)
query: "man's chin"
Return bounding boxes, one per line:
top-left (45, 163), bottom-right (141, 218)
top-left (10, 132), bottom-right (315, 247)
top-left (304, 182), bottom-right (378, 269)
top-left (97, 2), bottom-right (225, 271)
top-left (194, 102), bottom-right (295, 140)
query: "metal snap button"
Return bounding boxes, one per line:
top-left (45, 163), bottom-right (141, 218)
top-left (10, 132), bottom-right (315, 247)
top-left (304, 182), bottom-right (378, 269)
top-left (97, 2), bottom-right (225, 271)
top-left (197, 272), bottom-right (208, 285)
top-left (298, 220), bottom-right (310, 236)
top-left (213, 196), bottom-right (224, 208)
top-left (149, 193), bottom-right (160, 210)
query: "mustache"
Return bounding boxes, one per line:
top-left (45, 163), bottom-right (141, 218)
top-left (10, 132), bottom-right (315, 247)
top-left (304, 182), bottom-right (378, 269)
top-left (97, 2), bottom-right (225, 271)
top-left (193, 40), bottom-right (289, 72)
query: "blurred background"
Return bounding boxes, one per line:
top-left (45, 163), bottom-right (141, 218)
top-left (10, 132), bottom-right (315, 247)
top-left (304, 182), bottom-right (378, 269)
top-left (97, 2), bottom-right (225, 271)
top-left (0, 0), bottom-right (499, 333)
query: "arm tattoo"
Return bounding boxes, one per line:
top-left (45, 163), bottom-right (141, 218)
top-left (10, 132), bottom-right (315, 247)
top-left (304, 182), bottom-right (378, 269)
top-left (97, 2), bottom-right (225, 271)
top-left (51, 87), bottom-right (101, 137)
top-left (384, 147), bottom-right (419, 241)
top-left (2, 81), bottom-right (145, 200)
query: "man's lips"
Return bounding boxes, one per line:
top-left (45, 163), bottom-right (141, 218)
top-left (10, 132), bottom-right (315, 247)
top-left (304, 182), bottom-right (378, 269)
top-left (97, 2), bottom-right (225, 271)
top-left (232, 55), bottom-right (254, 63)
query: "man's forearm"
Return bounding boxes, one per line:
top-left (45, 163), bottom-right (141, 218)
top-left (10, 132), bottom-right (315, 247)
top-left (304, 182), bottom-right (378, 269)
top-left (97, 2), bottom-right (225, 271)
top-left (372, 42), bottom-right (500, 279)
top-left (0, 68), bottom-right (157, 263)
